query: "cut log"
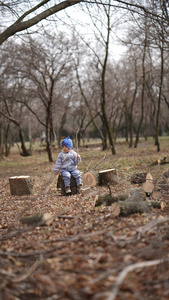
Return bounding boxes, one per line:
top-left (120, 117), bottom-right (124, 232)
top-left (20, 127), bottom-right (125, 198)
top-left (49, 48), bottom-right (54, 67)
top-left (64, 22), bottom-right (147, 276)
top-left (158, 156), bottom-right (169, 164)
top-left (94, 187), bottom-right (163, 216)
top-left (119, 200), bottom-right (151, 216)
top-left (163, 171), bottom-right (169, 179)
top-left (20, 214), bottom-right (43, 224)
top-left (57, 174), bottom-right (77, 196)
top-left (142, 173), bottom-right (154, 194)
top-left (149, 156), bottom-right (169, 166)
top-left (95, 188), bottom-right (145, 207)
top-left (109, 202), bottom-right (121, 216)
top-left (98, 168), bottom-right (119, 186)
top-left (150, 201), bottom-right (165, 209)
top-left (95, 194), bottom-right (119, 207)
top-left (20, 213), bottom-right (53, 225)
top-left (142, 182), bottom-right (154, 194)
top-left (146, 173), bottom-right (153, 182)
top-left (152, 190), bottom-right (162, 200)
top-left (9, 176), bottom-right (33, 195)
top-left (129, 187), bottom-right (146, 202)
top-left (83, 171), bottom-right (97, 187)
top-left (156, 179), bottom-right (169, 192)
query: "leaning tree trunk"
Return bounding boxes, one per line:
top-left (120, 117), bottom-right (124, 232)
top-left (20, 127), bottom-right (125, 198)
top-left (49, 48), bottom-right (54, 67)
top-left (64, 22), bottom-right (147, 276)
top-left (46, 120), bottom-right (53, 162)
top-left (155, 34), bottom-right (164, 152)
top-left (129, 59), bottom-right (138, 148)
top-left (134, 34), bottom-right (146, 148)
top-left (46, 96), bottom-right (53, 162)
top-left (58, 111), bottom-right (67, 148)
top-left (100, 9), bottom-right (116, 155)
top-left (19, 128), bottom-right (30, 156)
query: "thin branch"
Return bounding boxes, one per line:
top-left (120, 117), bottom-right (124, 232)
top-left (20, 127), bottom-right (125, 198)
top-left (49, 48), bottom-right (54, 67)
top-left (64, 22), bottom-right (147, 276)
top-left (107, 259), bottom-right (166, 300)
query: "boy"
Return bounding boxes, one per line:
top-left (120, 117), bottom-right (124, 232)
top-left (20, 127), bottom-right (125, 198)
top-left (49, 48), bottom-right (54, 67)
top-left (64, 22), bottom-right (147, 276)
top-left (54, 136), bottom-right (82, 193)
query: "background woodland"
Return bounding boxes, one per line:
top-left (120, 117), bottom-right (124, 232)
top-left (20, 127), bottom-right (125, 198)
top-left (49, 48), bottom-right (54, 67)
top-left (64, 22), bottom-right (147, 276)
top-left (0, 1), bottom-right (169, 161)
top-left (1, 2), bottom-right (169, 298)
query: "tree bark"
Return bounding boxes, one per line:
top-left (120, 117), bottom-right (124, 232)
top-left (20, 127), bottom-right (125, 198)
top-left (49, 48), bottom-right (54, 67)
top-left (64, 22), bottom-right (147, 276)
top-left (9, 176), bottom-right (34, 195)
top-left (98, 169), bottom-right (119, 186)
top-left (95, 190), bottom-right (163, 217)
top-left (100, 5), bottom-right (116, 155)
top-left (134, 21), bottom-right (147, 148)
top-left (19, 128), bottom-right (30, 157)
top-left (0, 0), bottom-right (82, 46)
top-left (57, 174), bottom-right (78, 196)
top-left (155, 26), bottom-right (164, 152)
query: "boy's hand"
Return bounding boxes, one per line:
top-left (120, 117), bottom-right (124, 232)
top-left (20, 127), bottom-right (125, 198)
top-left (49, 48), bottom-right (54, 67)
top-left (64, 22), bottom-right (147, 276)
top-left (77, 154), bottom-right (81, 159)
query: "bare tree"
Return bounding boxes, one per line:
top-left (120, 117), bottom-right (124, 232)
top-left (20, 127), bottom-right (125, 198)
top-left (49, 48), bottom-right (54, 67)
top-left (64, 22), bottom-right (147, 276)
top-left (1, 1), bottom-right (168, 46)
top-left (0, 42), bottom-right (31, 156)
top-left (15, 32), bottom-right (74, 162)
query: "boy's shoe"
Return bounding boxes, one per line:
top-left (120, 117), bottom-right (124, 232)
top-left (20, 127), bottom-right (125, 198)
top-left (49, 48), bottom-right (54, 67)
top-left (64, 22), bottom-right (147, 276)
top-left (65, 186), bottom-right (71, 193)
top-left (77, 184), bottom-right (83, 192)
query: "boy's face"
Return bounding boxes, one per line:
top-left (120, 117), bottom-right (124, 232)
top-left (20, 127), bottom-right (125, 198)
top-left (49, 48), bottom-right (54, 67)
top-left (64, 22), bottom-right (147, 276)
top-left (62, 145), bottom-right (70, 153)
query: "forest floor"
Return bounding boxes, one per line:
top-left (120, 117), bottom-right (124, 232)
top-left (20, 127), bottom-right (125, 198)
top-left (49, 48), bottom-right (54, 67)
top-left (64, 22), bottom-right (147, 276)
top-left (0, 139), bottom-right (169, 300)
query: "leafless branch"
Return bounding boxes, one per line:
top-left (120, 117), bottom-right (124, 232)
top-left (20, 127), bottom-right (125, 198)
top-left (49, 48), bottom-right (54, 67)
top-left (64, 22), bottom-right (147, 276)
top-left (107, 259), bottom-right (166, 300)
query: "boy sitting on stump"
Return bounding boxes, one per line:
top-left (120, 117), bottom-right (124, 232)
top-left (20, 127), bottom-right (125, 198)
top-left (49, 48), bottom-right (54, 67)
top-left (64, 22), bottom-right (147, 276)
top-left (54, 136), bottom-right (82, 193)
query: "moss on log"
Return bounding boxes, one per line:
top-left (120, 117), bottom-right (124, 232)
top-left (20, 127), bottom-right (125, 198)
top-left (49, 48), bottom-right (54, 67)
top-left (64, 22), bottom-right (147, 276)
top-left (20, 214), bottom-right (43, 224)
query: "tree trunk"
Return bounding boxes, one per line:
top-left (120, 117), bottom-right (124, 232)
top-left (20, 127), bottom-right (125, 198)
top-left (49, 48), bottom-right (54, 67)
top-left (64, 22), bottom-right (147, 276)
top-left (46, 84), bottom-right (53, 162)
top-left (100, 9), bottom-right (116, 155)
top-left (58, 111), bottom-right (67, 148)
top-left (9, 175), bottom-right (34, 195)
top-left (98, 169), bottom-right (119, 186)
top-left (19, 128), bottom-right (30, 156)
top-left (129, 58), bottom-right (138, 148)
top-left (57, 174), bottom-right (78, 196)
top-left (134, 29), bottom-right (147, 148)
top-left (155, 30), bottom-right (164, 152)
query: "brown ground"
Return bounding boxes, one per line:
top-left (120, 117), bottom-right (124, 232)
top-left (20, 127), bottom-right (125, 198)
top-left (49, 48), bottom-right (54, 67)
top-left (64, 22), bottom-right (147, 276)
top-left (0, 142), bottom-right (169, 300)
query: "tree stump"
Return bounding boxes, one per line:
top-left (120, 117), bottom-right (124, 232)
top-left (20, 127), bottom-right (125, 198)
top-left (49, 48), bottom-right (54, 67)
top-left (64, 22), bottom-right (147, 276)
top-left (57, 174), bottom-right (77, 196)
top-left (9, 176), bottom-right (33, 195)
top-left (98, 168), bottom-right (119, 186)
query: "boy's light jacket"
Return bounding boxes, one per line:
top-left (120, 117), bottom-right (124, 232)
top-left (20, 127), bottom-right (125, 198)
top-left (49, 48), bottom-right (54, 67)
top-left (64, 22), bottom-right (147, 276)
top-left (54, 150), bottom-right (81, 173)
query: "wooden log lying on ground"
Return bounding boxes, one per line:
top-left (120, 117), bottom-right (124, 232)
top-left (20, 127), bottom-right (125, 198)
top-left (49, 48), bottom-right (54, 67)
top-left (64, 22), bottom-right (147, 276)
top-left (57, 174), bottom-right (77, 196)
top-left (95, 187), bottom-right (163, 217)
top-left (156, 178), bottom-right (169, 192)
top-left (158, 156), bottom-right (169, 164)
top-left (98, 168), bottom-right (119, 186)
top-left (142, 173), bottom-right (154, 195)
top-left (20, 213), bottom-right (53, 225)
top-left (9, 176), bottom-right (33, 195)
top-left (95, 187), bottom-right (145, 207)
top-left (119, 200), bottom-right (151, 216)
top-left (152, 190), bottom-right (162, 200)
top-left (163, 171), bottom-right (169, 179)
top-left (149, 156), bottom-right (169, 166)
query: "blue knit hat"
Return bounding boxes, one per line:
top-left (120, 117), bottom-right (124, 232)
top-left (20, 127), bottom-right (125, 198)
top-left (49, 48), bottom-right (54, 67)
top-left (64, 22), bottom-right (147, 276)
top-left (61, 136), bottom-right (73, 149)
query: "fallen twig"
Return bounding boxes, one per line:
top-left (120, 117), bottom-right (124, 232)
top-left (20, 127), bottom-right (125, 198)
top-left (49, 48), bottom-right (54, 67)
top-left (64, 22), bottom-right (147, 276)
top-left (137, 216), bottom-right (169, 239)
top-left (11, 258), bottom-right (41, 283)
top-left (107, 259), bottom-right (165, 300)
